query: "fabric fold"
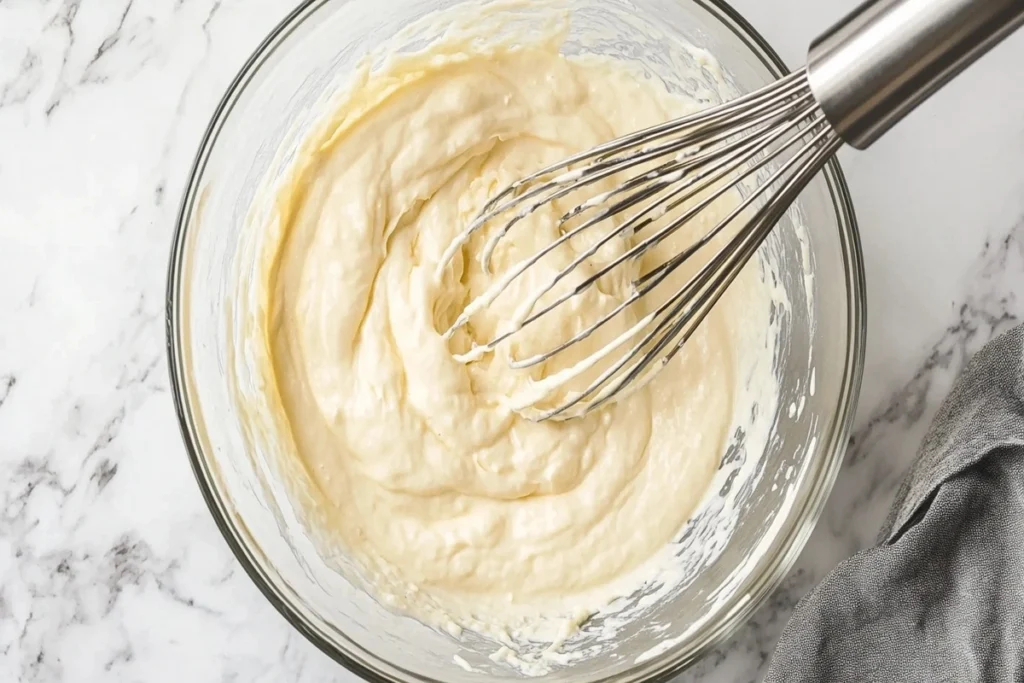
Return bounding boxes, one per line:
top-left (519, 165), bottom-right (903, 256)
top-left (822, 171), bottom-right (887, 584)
top-left (765, 324), bottom-right (1024, 683)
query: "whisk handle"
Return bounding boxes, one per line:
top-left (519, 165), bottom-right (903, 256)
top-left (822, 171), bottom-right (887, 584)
top-left (807, 0), bottom-right (1024, 149)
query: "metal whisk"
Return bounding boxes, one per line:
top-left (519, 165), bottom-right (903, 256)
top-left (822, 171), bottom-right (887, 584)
top-left (439, 0), bottom-right (1024, 421)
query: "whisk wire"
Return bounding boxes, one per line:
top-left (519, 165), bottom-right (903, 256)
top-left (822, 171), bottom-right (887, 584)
top-left (531, 126), bottom-right (841, 420)
top-left (439, 69), bottom-right (844, 420)
top-left (474, 88), bottom-right (820, 272)
top-left (436, 70), bottom-right (813, 276)
top-left (443, 100), bottom-right (822, 350)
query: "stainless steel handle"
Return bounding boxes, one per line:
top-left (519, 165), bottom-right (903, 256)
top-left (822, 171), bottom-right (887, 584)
top-left (807, 0), bottom-right (1024, 149)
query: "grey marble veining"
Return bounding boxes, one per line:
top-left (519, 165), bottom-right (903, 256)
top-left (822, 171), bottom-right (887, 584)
top-left (1, 1), bottom-right (1023, 681)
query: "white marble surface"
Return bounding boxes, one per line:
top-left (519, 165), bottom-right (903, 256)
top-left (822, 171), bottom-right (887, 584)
top-left (2, 1), bottom-right (1023, 681)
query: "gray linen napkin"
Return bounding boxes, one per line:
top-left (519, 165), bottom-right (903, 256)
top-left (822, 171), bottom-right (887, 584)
top-left (764, 324), bottom-right (1024, 682)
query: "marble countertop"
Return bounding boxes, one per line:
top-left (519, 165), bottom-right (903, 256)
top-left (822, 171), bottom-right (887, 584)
top-left (2, 1), bottom-right (1023, 681)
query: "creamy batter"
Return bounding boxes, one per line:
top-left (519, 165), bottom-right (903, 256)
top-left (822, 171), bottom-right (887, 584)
top-left (256, 6), bottom-right (776, 654)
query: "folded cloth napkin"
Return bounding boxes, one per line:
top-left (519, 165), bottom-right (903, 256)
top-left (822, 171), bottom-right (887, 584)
top-left (764, 324), bottom-right (1024, 683)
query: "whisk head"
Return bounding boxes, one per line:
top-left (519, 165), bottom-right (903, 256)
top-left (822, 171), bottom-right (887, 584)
top-left (437, 68), bottom-right (842, 421)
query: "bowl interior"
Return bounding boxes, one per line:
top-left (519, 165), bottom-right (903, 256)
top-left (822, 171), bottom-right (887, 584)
top-left (168, 0), bottom-right (864, 680)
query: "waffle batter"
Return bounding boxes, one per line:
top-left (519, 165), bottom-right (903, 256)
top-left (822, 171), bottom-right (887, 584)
top-left (259, 11), bottom-right (775, 651)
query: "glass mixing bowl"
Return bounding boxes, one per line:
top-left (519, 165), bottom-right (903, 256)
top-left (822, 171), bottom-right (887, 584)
top-left (166, 0), bottom-right (865, 680)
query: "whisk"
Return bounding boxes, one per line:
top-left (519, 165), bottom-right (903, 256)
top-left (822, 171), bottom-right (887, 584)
top-left (439, 0), bottom-right (1024, 421)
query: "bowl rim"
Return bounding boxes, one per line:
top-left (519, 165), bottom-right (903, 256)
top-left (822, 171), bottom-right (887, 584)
top-left (165, 1), bottom-right (866, 680)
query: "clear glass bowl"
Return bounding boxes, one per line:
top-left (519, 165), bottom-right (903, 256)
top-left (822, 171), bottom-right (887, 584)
top-left (166, 0), bottom-right (865, 680)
